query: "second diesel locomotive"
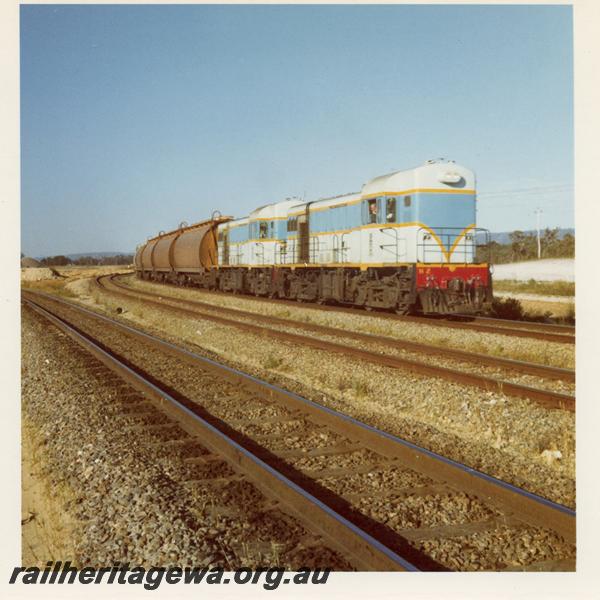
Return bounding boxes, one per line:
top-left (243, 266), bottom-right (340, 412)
top-left (135, 159), bottom-right (493, 314)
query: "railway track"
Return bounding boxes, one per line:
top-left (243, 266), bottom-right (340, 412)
top-left (97, 275), bottom-right (574, 411)
top-left (133, 274), bottom-right (575, 344)
top-left (452, 313), bottom-right (575, 336)
top-left (22, 290), bottom-right (575, 571)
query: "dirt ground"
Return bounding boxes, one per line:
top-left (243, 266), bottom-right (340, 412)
top-left (21, 418), bottom-right (79, 567)
top-left (21, 265), bottom-right (133, 294)
top-left (20, 264), bottom-right (132, 565)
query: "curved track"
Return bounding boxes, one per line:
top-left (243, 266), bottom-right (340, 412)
top-left (98, 275), bottom-right (575, 411)
top-left (22, 290), bottom-right (575, 571)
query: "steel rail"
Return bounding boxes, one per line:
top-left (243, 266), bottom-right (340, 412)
top-left (452, 313), bottom-right (575, 335)
top-left (106, 275), bottom-right (574, 383)
top-left (131, 274), bottom-right (574, 344)
top-left (96, 277), bottom-right (575, 411)
top-left (22, 295), bottom-right (418, 572)
top-left (23, 290), bottom-right (576, 552)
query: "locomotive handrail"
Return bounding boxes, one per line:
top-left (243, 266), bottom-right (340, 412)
top-left (309, 236), bottom-right (319, 264)
top-left (416, 226), bottom-right (490, 264)
top-left (340, 233), bottom-right (350, 264)
top-left (379, 227), bottom-right (400, 262)
top-left (332, 235), bottom-right (340, 263)
top-left (254, 242), bottom-right (265, 265)
top-left (274, 240), bottom-right (288, 265)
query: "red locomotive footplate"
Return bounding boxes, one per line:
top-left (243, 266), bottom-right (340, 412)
top-left (416, 264), bottom-right (490, 290)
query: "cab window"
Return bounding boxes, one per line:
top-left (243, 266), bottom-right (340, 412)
top-left (367, 199), bottom-right (377, 224)
top-left (259, 222), bottom-right (268, 239)
top-left (386, 198), bottom-right (396, 223)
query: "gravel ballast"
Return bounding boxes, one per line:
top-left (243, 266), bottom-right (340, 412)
top-left (69, 285), bottom-right (576, 508)
top-left (23, 298), bottom-right (575, 571)
top-left (21, 306), bottom-right (352, 570)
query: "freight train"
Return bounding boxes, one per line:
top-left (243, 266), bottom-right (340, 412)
top-left (134, 159), bottom-right (492, 314)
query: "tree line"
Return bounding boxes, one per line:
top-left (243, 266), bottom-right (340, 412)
top-left (478, 228), bottom-right (574, 264)
top-left (38, 254), bottom-right (134, 266)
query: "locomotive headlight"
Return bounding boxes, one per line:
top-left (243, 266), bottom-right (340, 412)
top-left (438, 171), bottom-right (463, 184)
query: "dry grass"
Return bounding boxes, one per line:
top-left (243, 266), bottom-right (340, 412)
top-left (494, 279), bottom-right (575, 297)
top-left (21, 418), bottom-right (80, 566)
top-left (262, 354), bottom-right (286, 370)
top-left (520, 299), bottom-right (575, 321)
top-left (21, 266), bottom-right (133, 295)
top-left (21, 278), bottom-right (76, 297)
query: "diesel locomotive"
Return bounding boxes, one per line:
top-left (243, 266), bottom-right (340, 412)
top-left (134, 159), bottom-right (492, 314)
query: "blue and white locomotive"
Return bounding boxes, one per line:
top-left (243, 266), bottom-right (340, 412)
top-left (135, 159), bottom-right (492, 314)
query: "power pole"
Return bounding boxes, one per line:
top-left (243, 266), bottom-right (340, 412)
top-left (534, 207), bottom-right (543, 259)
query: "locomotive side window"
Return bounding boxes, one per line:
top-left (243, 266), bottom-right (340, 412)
top-left (404, 195), bottom-right (412, 207)
top-left (386, 198), bottom-right (396, 223)
top-left (259, 222), bottom-right (268, 239)
top-left (287, 217), bottom-right (298, 232)
top-left (368, 199), bottom-right (377, 224)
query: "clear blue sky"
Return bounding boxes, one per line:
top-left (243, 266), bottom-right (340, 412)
top-left (20, 4), bottom-right (573, 257)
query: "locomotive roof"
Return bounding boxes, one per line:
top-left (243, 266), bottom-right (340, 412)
top-left (249, 198), bottom-right (302, 219)
top-left (361, 160), bottom-right (475, 197)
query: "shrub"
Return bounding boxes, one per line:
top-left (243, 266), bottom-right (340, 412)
top-left (491, 297), bottom-right (525, 320)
